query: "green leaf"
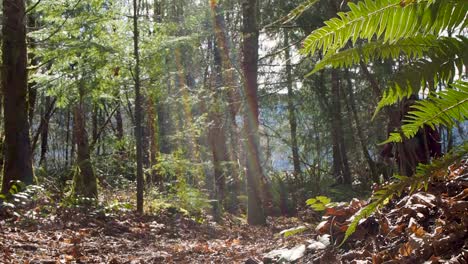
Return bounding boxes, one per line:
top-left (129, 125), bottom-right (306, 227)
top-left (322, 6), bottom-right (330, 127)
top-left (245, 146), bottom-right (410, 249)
top-left (316, 196), bottom-right (331, 204)
top-left (382, 80), bottom-right (468, 143)
top-left (279, 226), bottom-right (308, 238)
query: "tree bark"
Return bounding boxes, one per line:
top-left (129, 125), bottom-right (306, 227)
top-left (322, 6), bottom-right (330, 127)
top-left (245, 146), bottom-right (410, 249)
top-left (147, 97), bottom-right (161, 188)
top-left (1, 0), bottom-right (34, 193)
top-left (92, 104), bottom-right (99, 155)
top-left (242, 0), bottom-right (266, 226)
top-left (72, 82), bottom-right (97, 198)
top-left (330, 70), bottom-right (352, 185)
top-left (133, 0), bottom-right (144, 213)
top-left (208, 40), bottom-right (231, 220)
top-left (284, 29), bottom-right (301, 177)
top-left (67, 109), bottom-right (74, 167)
top-left (115, 104), bottom-right (124, 141)
top-left (210, 1), bottom-right (240, 213)
top-left (344, 70), bottom-right (379, 183)
top-left (39, 96), bottom-right (53, 167)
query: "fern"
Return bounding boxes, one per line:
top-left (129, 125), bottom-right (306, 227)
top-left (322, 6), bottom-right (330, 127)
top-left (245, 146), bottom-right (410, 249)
top-left (341, 142), bottom-right (468, 245)
top-left (382, 80), bottom-right (468, 143)
top-left (374, 39), bottom-right (468, 115)
top-left (302, 0), bottom-right (468, 57)
top-left (372, 85), bottom-right (414, 119)
top-left (312, 35), bottom-right (467, 73)
top-left (298, 0), bottom-right (468, 247)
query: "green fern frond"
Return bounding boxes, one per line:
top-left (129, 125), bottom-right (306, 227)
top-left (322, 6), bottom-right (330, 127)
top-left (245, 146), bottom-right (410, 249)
top-left (374, 37), bottom-right (468, 115)
top-left (312, 36), bottom-right (467, 73)
top-left (373, 84), bottom-right (414, 119)
top-left (341, 141), bottom-right (468, 245)
top-left (302, 0), bottom-right (468, 57)
top-left (382, 80), bottom-right (468, 144)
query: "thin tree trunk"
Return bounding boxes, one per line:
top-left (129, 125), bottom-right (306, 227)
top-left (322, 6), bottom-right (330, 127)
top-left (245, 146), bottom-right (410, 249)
top-left (284, 29), bottom-right (301, 177)
top-left (68, 109), bottom-right (74, 167)
top-left (242, 0), bottom-right (266, 226)
top-left (331, 70), bottom-right (352, 185)
top-left (208, 40), bottom-right (231, 220)
top-left (147, 97), bottom-right (160, 188)
top-left (115, 104), bottom-right (124, 141)
top-left (344, 70), bottom-right (379, 183)
top-left (133, 0), bottom-right (144, 213)
top-left (1, 0), bottom-right (34, 193)
top-left (39, 96), bottom-right (52, 167)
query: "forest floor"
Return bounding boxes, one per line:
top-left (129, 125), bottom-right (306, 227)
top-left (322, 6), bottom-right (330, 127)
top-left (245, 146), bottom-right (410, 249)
top-left (1, 160), bottom-right (467, 264)
top-left (0, 203), bottom-right (311, 263)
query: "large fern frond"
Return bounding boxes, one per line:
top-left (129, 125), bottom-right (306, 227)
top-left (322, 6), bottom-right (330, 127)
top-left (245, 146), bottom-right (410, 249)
top-left (341, 141), bottom-right (468, 245)
top-left (374, 41), bottom-right (468, 115)
top-left (382, 80), bottom-right (468, 143)
top-left (302, 0), bottom-right (468, 57)
top-left (312, 35), bottom-right (467, 73)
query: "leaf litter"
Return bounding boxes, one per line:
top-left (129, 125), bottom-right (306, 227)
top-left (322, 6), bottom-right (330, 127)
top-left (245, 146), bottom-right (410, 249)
top-left (1, 160), bottom-right (467, 263)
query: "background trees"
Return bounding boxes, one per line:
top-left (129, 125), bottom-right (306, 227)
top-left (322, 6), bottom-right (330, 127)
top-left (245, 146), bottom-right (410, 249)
top-left (0, 0), bottom-right (465, 224)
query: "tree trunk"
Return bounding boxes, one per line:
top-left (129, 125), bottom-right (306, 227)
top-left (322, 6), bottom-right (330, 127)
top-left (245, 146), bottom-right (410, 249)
top-left (133, 0), bottom-right (144, 214)
top-left (330, 70), bottom-right (352, 185)
top-left (210, 0), bottom-right (241, 214)
top-left (1, 0), bottom-right (34, 193)
top-left (284, 29), bottom-right (301, 177)
top-left (115, 104), bottom-right (124, 141)
top-left (67, 109), bottom-right (74, 167)
top-left (39, 96), bottom-right (52, 167)
top-left (92, 104), bottom-right (99, 155)
top-left (344, 70), bottom-right (379, 183)
top-left (242, 0), bottom-right (266, 226)
top-left (72, 83), bottom-right (97, 198)
top-left (27, 8), bottom-right (38, 129)
top-left (147, 97), bottom-right (161, 188)
top-left (208, 40), bottom-right (231, 220)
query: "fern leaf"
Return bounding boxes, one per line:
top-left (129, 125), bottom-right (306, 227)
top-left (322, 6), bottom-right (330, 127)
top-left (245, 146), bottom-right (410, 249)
top-left (382, 80), bottom-right (468, 143)
top-left (302, 0), bottom-right (468, 57)
top-left (373, 84), bottom-right (413, 119)
top-left (312, 35), bottom-right (467, 73)
top-left (374, 36), bottom-right (468, 115)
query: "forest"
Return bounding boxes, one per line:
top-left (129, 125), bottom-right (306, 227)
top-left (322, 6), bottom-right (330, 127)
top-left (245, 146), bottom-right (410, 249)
top-left (0, 0), bottom-right (467, 263)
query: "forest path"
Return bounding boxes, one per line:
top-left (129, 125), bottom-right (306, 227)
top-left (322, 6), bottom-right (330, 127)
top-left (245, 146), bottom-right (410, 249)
top-left (1, 211), bottom-right (310, 263)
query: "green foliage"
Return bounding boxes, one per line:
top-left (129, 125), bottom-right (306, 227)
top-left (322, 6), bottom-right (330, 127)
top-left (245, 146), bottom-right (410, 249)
top-left (306, 195), bottom-right (335, 211)
top-left (0, 183), bottom-right (45, 218)
top-left (279, 225), bottom-right (308, 238)
top-left (146, 186), bottom-right (210, 219)
top-left (60, 195), bottom-right (98, 208)
top-left (102, 201), bottom-right (134, 214)
top-left (341, 142), bottom-right (468, 245)
top-left (302, 0), bottom-right (467, 142)
top-left (312, 36), bottom-right (468, 74)
top-left (300, 0), bottom-right (468, 245)
top-left (383, 80), bottom-right (468, 143)
top-left (302, 0), bottom-right (468, 57)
